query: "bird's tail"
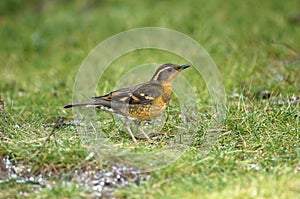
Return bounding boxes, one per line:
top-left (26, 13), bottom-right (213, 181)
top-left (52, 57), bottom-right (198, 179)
top-left (63, 101), bottom-right (98, 108)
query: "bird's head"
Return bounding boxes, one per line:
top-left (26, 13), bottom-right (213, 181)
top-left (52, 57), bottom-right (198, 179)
top-left (150, 63), bottom-right (190, 84)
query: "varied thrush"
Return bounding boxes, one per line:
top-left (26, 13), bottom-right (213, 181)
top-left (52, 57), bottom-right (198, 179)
top-left (64, 63), bottom-right (190, 143)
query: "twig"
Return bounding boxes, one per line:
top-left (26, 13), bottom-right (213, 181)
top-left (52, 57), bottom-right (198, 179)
top-left (36, 116), bottom-right (67, 157)
top-left (44, 116), bottom-right (66, 144)
top-left (272, 40), bottom-right (299, 54)
top-left (0, 99), bottom-right (5, 134)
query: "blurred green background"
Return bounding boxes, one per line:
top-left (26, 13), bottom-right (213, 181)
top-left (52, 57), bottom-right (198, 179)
top-left (1, 0), bottom-right (299, 100)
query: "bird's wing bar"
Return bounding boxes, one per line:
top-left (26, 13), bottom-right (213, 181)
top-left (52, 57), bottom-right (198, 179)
top-left (93, 86), bottom-right (132, 103)
top-left (129, 83), bottom-right (163, 104)
top-left (93, 83), bottom-right (163, 105)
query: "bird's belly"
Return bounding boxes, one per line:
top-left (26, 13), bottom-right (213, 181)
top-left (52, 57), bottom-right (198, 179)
top-left (128, 104), bottom-right (167, 120)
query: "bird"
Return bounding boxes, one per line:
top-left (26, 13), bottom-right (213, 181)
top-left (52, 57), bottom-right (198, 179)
top-left (64, 63), bottom-right (190, 143)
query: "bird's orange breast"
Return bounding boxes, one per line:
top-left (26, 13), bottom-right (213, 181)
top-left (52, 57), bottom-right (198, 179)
top-left (127, 86), bottom-right (172, 120)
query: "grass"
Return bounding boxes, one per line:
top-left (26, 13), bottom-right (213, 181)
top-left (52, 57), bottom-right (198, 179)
top-left (0, 0), bottom-right (299, 198)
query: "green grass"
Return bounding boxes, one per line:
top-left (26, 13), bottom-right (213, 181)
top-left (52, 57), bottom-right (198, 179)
top-left (0, 0), bottom-right (299, 198)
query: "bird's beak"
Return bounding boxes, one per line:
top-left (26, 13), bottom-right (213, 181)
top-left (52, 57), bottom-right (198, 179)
top-left (178, 64), bottom-right (190, 71)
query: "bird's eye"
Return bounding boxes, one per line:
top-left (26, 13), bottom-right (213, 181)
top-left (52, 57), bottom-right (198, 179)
top-left (167, 68), bottom-right (173, 72)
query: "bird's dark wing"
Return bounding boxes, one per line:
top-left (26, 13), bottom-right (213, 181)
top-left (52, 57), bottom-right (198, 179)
top-left (129, 82), bottom-right (163, 104)
top-left (94, 82), bottom-right (163, 105)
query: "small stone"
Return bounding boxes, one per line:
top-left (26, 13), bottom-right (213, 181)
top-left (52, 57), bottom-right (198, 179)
top-left (0, 100), bottom-right (4, 115)
top-left (0, 157), bottom-right (7, 178)
top-left (257, 90), bottom-right (271, 99)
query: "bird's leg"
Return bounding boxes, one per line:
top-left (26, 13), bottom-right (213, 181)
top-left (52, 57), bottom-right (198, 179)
top-left (138, 126), bottom-right (151, 141)
top-left (135, 121), bottom-right (151, 141)
top-left (125, 121), bottom-right (137, 143)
